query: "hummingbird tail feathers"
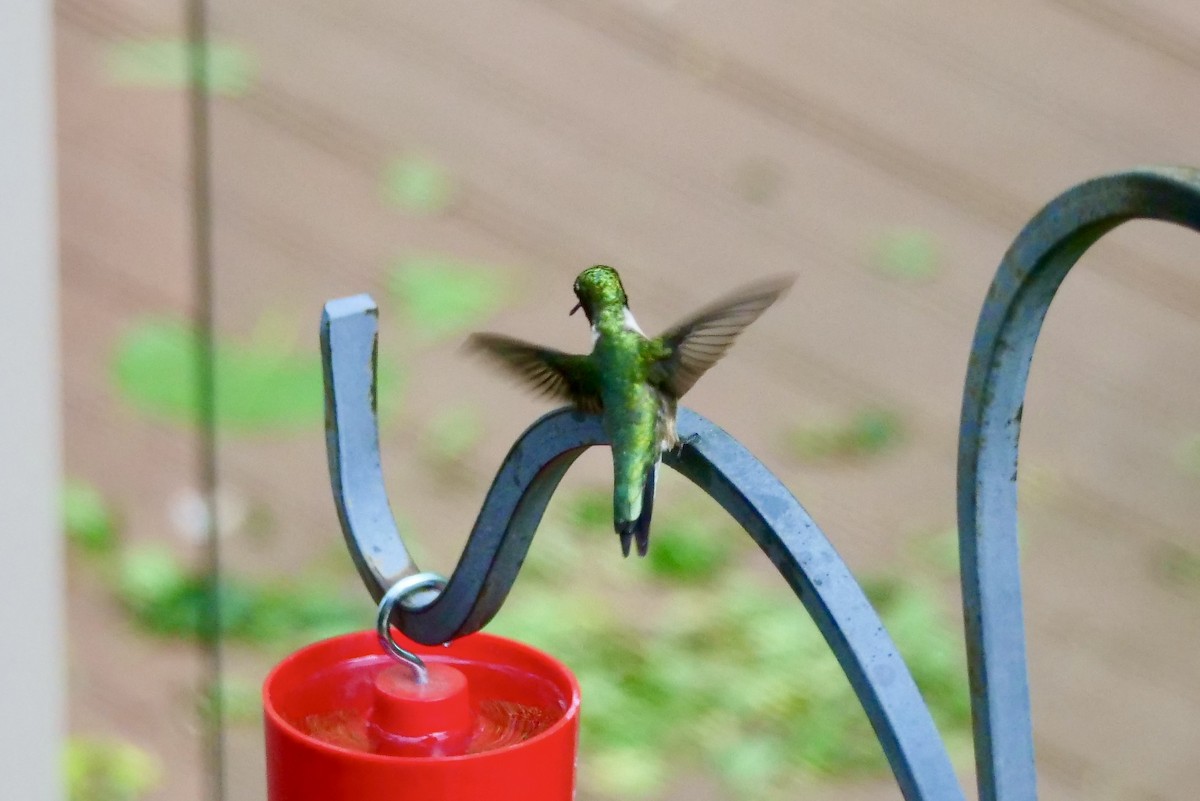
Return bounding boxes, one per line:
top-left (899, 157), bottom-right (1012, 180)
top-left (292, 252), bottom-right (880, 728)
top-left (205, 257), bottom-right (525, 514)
top-left (616, 464), bottom-right (657, 558)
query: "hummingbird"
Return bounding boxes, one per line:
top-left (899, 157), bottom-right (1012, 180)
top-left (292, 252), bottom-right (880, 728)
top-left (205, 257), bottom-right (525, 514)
top-left (467, 266), bottom-right (793, 558)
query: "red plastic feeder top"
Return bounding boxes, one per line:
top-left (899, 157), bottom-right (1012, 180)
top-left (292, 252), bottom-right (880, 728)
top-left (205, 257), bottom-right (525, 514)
top-left (264, 629), bottom-right (580, 801)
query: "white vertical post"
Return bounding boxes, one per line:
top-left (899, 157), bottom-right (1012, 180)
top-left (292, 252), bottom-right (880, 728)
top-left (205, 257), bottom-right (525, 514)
top-left (0, 2), bottom-right (63, 800)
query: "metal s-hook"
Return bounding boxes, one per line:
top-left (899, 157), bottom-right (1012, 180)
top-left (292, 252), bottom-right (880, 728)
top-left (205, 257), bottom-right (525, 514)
top-left (375, 572), bottom-right (449, 684)
top-left (958, 166), bottom-right (1200, 801)
top-left (321, 295), bottom-right (964, 801)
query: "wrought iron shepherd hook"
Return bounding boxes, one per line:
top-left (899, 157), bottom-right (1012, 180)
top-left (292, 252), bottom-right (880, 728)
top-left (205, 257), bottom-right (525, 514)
top-left (321, 165), bottom-right (1200, 801)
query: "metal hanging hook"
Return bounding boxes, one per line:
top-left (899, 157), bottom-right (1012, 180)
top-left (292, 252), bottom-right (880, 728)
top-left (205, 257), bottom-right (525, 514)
top-left (375, 572), bottom-right (449, 684)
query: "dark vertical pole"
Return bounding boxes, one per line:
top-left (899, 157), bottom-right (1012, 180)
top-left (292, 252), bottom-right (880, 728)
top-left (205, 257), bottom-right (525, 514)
top-left (185, 0), bottom-right (223, 798)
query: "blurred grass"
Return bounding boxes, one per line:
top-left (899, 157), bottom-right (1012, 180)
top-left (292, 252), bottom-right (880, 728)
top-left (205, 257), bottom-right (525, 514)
top-left (112, 317), bottom-right (321, 432)
top-left (64, 479), bottom-right (119, 556)
top-left (111, 315), bottom-right (401, 433)
top-left (868, 227), bottom-right (941, 282)
top-left (381, 156), bottom-right (455, 213)
top-left (785, 407), bottom-right (904, 462)
top-left (197, 678), bottom-right (262, 727)
top-left (905, 524), bottom-right (961, 576)
top-left (1175, 434), bottom-right (1200, 479)
top-left (389, 256), bottom-right (507, 341)
top-left (642, 513), bottom-right (734, 584)
top-left (110, 262), bottom-right (501, 435)
top-left (65, 737), bottom-right (160, 801)
top-left (63, 483), bottom-right (367, 651)
top-left (1152, 541), bottom-right (1200, 590)
top-left (492, 486), bottom-right (971, 799)
top-left (419, 402), bottom-right (486, 484)
top-left (117, 545), bottom-right (368, 648)
top-left (105, 39), bottom-right (256, 97)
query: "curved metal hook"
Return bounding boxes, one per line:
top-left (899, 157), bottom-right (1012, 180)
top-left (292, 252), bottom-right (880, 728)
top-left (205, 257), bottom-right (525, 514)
top-left (322, 295), bottom-right (965, 801)
top-left (958, 166), bottom-right (1200, 801)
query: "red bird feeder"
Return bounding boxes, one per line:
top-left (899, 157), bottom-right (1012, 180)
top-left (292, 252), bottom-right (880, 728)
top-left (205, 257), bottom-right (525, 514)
top-left (264, 629), bottom-right (580, 800)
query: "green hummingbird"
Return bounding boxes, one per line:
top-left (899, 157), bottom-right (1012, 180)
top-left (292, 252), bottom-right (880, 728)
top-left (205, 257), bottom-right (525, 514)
top-left (467, 266), bottom-right (793, 557)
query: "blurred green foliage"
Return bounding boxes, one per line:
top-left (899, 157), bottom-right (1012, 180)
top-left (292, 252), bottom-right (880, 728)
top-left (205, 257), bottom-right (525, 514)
top-left (1152, 541), bottom-right (1200, 589)
top-left (557, 489), bottom-right (734, 584)
top-left (491, 487), bottom-right (971, 799)
top-left (786, 408), bottom-right (904, 462)
top-left (564, 486), bottom-right (614, 530)
top-left (381, 157), bottom-right (455, 213)
top-left (198, 678), bottom-right (262, 727)
top-left (389, 257), bottom-right (507, 341)
top-left (905, 525), bottom-right (960, 575)
top-left (112, 316), bottom-right (403, 433)
top-left (65, 737), bottom-right (160, 801)
top-left (64, 480), bottom-right (119, 556)
top-left (869, 227), bottom-right (941, 282)
top-left (642, 514), bottom-right (733, 584)
top-left (1174, 434), bottom-right (1200, 478)
top-left (117, 545), bottom-right (367, 647)
top-left (420, 403), bottom-right (485, 478)
top-left (105, 39), bottom-right (256, 97)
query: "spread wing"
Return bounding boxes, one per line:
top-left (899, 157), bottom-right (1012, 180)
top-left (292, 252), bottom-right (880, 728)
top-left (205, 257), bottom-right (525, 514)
top-left (466, 333), bottom-right (603, 413)
top-left (649, 275), bottom-right (794, 398)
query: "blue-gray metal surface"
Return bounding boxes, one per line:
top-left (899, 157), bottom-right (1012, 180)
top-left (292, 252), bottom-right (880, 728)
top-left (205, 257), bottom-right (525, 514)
top-left (958, 166), bottom-right (1200, 801)
top-left (321, 294), bottom-right (421, 594)
top-left (322, 296), bottom-right (965, 801)
top-left (320, 164), bottom-right (1200, 801)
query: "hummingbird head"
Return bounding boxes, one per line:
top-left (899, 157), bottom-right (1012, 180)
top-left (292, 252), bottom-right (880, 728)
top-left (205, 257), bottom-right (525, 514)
top-left (570, 265), bottom-right (629, 324)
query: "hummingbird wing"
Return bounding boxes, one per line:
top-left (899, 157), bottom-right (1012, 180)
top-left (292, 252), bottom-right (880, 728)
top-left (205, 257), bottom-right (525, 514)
top-left (466, 333), bottom-right (603, 413)
top-left (648, 275), bottom-right (794, 398)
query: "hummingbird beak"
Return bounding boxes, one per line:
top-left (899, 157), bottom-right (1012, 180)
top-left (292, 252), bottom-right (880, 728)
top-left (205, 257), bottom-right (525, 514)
top-left (569, 302), bottom-right (582, 316)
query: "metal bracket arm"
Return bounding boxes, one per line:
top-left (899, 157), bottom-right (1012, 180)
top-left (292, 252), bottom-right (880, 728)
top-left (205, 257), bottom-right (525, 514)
top-left (321, 295), bottom-right (964, 801)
